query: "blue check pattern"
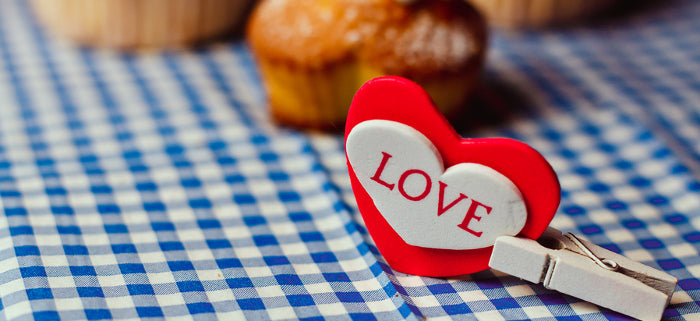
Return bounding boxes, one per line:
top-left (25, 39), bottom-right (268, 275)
top-left (0, 0), bottom-right (699, 320)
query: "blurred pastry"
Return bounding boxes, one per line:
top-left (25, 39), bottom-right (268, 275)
top-left (31, 0), bottom-right (255, 49)
top-left (247, 0), bottom-right (487, 130)
top-left (467, 0), bottom-right (617, 28)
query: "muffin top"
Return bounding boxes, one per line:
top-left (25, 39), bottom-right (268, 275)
top-left (247, 0), bottom-right (486, 77)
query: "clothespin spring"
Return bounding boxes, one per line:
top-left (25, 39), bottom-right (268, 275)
top-left (562, 233), bottom-right (619, 272)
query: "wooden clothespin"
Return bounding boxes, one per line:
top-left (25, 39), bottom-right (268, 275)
top-left (489, 227), bottom-right (678, 321)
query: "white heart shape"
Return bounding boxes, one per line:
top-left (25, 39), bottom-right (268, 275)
top-left (346, 120), bottom-right (527, 250)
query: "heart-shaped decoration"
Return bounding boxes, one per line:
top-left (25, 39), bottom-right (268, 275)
top-left (345, 76), bottom-right (560, 277)
top-left (347, 120), bottom-right (528, 250)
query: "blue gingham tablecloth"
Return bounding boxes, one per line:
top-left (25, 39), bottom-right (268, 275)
top-left (0, 0), bottom-right (699, 320)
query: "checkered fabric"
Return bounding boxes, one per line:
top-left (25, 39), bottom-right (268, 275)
top-left (0, 0), bottom-right (699, 320)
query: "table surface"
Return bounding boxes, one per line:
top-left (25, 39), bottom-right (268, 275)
top-left (1, 0), bottom-right (700, 320)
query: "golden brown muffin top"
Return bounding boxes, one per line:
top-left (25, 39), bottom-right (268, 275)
top-left (247, 0), bottom-right (486, 77)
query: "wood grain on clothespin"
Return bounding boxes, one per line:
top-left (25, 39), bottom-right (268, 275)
top-left (489, 228), bottom-right (678, 321)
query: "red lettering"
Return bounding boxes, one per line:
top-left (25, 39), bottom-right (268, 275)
top-left (398, 169), bottom-right (431, 201)
top-left (457, 200), bottom-right (492, 237)
top-left (437, 181), bottom-right (469, 216)
top-left (370, 152), bottom-right (395, 190)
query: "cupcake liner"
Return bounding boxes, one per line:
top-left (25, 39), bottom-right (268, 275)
top-left (259, 60), bottom-right (366, 130)
top-left (258, 58), bottom-right (484, 130)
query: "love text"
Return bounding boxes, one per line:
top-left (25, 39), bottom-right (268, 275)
top-left (370, 152), bottom-right (492, 237)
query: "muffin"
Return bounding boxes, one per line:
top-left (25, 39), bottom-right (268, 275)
top-left (467, 0), bottom-right (618, 28)
top-left (247, 0), bottom-right (487, 130)
top-left (31, 0), bottom-right (256, 49)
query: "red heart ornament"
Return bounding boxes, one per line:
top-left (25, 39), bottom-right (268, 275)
top-left (345, 76), bottom-right (561, 277)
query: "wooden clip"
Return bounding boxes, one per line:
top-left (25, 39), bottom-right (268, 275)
top-left (489, 227), bottom-right (677, 320)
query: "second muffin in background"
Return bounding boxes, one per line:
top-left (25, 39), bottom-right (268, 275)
top-left (467, 0), bottom-right (618, 28)
top-left (247, 0), bottom-right (487, 130)
top-left (31, 0), bottom-right (256, 49)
